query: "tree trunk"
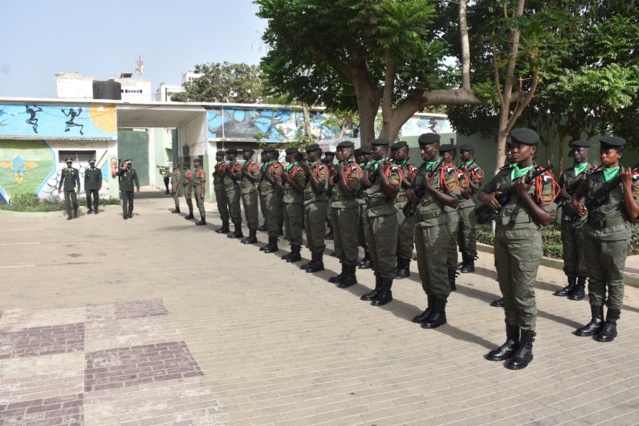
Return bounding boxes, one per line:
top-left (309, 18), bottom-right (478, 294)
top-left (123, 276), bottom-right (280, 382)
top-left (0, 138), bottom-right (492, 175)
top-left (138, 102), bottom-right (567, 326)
top-left (352, 75), bottom-right (379, 149)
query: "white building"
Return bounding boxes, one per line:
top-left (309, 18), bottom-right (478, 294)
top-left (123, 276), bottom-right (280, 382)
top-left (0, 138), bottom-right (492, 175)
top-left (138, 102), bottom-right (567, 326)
top-left (55, 72), bottom-right (152, 102)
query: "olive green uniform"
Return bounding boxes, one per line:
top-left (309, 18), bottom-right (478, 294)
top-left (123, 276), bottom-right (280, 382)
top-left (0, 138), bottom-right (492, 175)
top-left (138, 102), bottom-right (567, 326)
top-left (116, 166), bottom-right (140, 217)
top-left (304, 161), bottom-right (329, 255)
top-left (263, 160), bottom-right (285, 238)
top-left (357, 161), bottom-right (371, 251)
top-left (559, 165), bottom-right (592, 278)
top-left (171, 168), bottom-right (183, 209)
top-left (84, 166), bottom-right (102, 212)
top-left (485, 165), bottom-right (557, 330)
top-left (213, 162), bottom-right (229, 223)
top-left (224, 161), bottom-right (242, 226)
top-left (444, 164), bottom-right (463, 272)
top-left (395, 161), bottom-right (419, 261)
top-left (457, 160), bottom-right (484, 263)
top-left (241, 160), bottom-right (260, 232)
top-left (192, 166), bottom-right (206, 219)
top-left (331, 161), bottom-right (362, 266)
top-left (182, 168), bottom-right (194, 213)
top-left (59, 167), bottom-right (81, 218)
top-left (326, 162), bottom-right (337, 231)
top-left (283, 162), bottom-right (305, 246)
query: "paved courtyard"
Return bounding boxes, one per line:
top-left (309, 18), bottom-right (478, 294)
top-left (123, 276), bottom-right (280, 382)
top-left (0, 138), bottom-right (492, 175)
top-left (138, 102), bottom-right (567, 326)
top-left (1, 189), bottom-right (639, 425)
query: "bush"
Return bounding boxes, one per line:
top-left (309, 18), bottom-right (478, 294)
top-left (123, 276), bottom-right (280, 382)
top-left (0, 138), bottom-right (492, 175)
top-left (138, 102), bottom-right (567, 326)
top-left (0, 194), bottom-right (121, 212)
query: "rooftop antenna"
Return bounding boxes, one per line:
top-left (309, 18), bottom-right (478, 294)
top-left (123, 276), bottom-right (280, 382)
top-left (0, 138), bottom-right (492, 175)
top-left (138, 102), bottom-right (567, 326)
top-left (134, 55), bottom-right (144, 79)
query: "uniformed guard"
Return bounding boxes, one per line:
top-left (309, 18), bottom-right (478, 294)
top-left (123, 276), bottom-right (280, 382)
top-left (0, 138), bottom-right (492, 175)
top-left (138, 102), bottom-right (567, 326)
top-left (192, 157), bottom-right (207, 226)
top-left (391, 141), bottom-right (419, 279)
top-left (182, 162), bottom-right (194, 220)
top-left (59, 158), bottom-right (81, 220)
top-left (257, 151), bottom-right (269, 232)
top-left (571, 136), bottom-right (639, 343)
top-left (116, 159), bottom-right (140, 220)
top-left (170, 163), bottom-right (183, 214)
top-left (359, 139), bottom-right (402, 305)
top-left (239, 148), bottom-right (260, 244)
top-left (260, 147), bottom-right (285, 253)
top-left (440, 144), bottom-right (465, 291)
top-left (457, 144), bottom-right (484, 273)
top-left (356, 147), bottom-right (374, 269)
top-left (300, 144), bottom-right (329, 273)
top-left (159, 166), bottom-right (170, 194)
top-left (479, 128), bottom-right (558, 370)
top-left (213, 150), bottom-right (230, 233)
top-left (553, 140), bottom-right (593, 300)
top-left (84, 158), bottom-right (102, 214)
top-left (224, 148), bottom-right (244, 237)
top-left (407, 134), bottom-right (460, 329)
top-left (280, 147), bottom-right (306, 262)
top-left (323, 151), bottom-right (337, 240)
top-left (328, 140), bottom-right (363, 288)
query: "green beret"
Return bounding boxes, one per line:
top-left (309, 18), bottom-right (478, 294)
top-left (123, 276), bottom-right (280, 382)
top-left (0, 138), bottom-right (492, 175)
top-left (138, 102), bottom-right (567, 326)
top-left (459, 144), bottom-right (474, 152)
top-left (599, 136), bottom-right (626, 150)
top-left (510, 128), bottom-right (540, 145)
top-left (418, 133), bottom-right (440, 145)
top-left (439, 144), bottom-right (456, 153)
top-left (391, 141), bottom-right (408, 151)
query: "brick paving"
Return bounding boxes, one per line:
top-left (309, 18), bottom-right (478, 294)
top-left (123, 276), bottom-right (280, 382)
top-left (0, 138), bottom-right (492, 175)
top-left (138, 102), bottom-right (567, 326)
top-left (1, 189), bottom-right (639, 425)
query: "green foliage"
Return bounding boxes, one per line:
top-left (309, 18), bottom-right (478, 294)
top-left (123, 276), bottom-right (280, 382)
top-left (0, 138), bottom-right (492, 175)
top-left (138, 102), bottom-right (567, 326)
top-left (0, 194), bottom-right (64, 212)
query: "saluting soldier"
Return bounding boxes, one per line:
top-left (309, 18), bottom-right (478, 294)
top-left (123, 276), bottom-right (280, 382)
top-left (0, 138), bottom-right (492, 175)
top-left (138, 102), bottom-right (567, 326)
top-left (84, 158), bottom-right (102, 215)
top-left (323, 151), bottom-right (337, 240)
top-left (170, 163), bottom-right (183, 214)
top-left (553, 140), bottom-right (593, 300)
top-left (192, 158), bottom-right (207, 226)
top-left (457, 144), bottom-right (484, 273)
top-left (356, 147), bottom-right (374, 269)
top-left (328, 140), bottom-right (363, 288)
top-left (239, 148), bottom-right (260, 244)
top-left (407, 134), bottom-right (460, 329)
top-left (260, 147), bottom-right (285, 253)
top-left (224, 148), bottom-right (244, 238)
top-left (59, 157), bottom-right (81, 220)
top-left (300, 144), bottom-right (329, 273)
top-left (571, 136), bottom-right (639, 343)
top-left (280, 147), bottom-right (306, 262)
top-left (213, 151), bottom-right (230, 233)
top-left (479, 128), bottom-right (558, 370)
top-left (440, 144), bottom-right (465, 292)
top-left (116, 159), bottom-right (140, 220)
top-left (359, 139), bottom-right (402, 306)
top-left (182, 162), bottom-right (194, 220)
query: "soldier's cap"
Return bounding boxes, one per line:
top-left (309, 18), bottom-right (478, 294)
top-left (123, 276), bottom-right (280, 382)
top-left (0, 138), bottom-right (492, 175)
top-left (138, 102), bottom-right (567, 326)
top-left (336, 140), bottom-right (355, 149)
top-left (323, 150), bottom-right (335, 157)
top-left (371, 138), bottom-right (390, 147)
top-left (391, 141), bottom-right (408, 151)
top-left (242, 147), bottom-right (254, 153)
top-left (439, 144), bottom-right (456, 153)
top-left (193, 157), bottom-right (202, 163)
top-left (226, 148), bottom-right (238, 155)
top-left (89, 158), bottom-right (96, 163)
top-left (305, 143), bottom-right (321, 153)
top-left (263, 146), bottom-right (277, 153)
top-left (354, 149), bottom-right (363, 157)
top-left (571, 140), bottom-right (590, 148)
top-left (459, 144), bottom-right (475, 152)
top-left (360, 146), bottom-right (372, 155)
top-left (418, 133), bottom-right (440, 145)
top-left (183, 162), bottom-right (190, 166)
top-left (65, 157), bottom-right (73, 163)
top-left (215, 150), bottom-right (225, 156)
top-left (124, 159), bottom-right (132, 165)
top-left (599, 136), bottom-right (626, 150)
top-left (285, 147), bottom-right (299, 155)
top-left (509, 128), bottom-right (540, 145)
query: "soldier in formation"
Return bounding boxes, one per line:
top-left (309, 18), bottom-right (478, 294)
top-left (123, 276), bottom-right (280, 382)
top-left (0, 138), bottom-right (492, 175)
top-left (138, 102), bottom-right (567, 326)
top-left (300, 144), bottom-right (329, 273)
top-left (457, 145), bottom-right (484, 273)
top-left (280, 147), bottom-right (306, 263)
top-left (84, 158), bottom-right (102, 214)
top-left (213, 151), bottom-right (230, 233)
top-left (192, 158), bottom-right (207, 226)
top-left (239, 148), bottom-right (260, 244)
top-left (223, 148), bottom-right (244, 237)
top-left (170, 163), bottom-right (183, 214)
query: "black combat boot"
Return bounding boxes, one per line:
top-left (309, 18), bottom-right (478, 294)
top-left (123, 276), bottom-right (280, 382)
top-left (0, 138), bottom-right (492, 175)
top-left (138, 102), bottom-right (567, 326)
top-left (448, 269), bottom-right (457, 292)
top-left (257, 224), bottom-right (267, 232)
top-left (263, 236), bottom-right (279, 253)
top-left (459, 256), bottom-right (475, 273)
top-left (485, 324), bottom-right (520, 361)
top-left (361, 275), bottom-right (382, 301)
top-left (195, 218), bottom-right (206, 226)
top-left (490, 298), bottom-right (504, 308)
top-left (241, 229), bottom-right (258, 244)
top-left (505, 329), bottom-right (535, 370)
top-left (307, 253), bottom-right (324, 273)
top-left (171, 207), bottom-right (180, 214)
top-left (227, 224), bottom-right (243, 238)
top-left (67, 215), bottom-right (73, 220)
top-left (575, 305), bottom-right (604, 336)
top-left (337, 265), bottom-right (358, 288)
top-left (358, 249), bottom-right (373, 269)
top-left (325, 228), bottom-right (334, 240)
top-left (412, 295), bottom-right (436, 323)
top-left (421, 298), bottom-right (447, 329)
top-left (215, 221), bottom-right (229, 233)
top-left (595, 308), bottom-right (620, 342)
top-left (568, 277), bottom-right (585, 300)
top-left (284, 245), bottom-right (302, 262)
top-left (371, 279), bottom-right (393, 306)
top-left (185, 211), bottom-right (195, 220)
top-left (396, 258), bottom-right (411, 279)
top-left (328, 263), bottom-right (347, 284)
top-left (73, 207), bottom-right (78, 219)
top-left (87, 208), bottom-right (93, 214)
top-left (554, 276), bottom-right (576, 297)
top-left (300, 252), bottom-right (316, 270)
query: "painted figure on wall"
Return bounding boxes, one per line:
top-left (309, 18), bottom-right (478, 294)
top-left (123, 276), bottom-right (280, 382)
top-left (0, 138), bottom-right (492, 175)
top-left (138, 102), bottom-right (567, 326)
top-left (25, 105), bottom-right (42, 133)
top-left (62, 108), bottom-right (84, 135)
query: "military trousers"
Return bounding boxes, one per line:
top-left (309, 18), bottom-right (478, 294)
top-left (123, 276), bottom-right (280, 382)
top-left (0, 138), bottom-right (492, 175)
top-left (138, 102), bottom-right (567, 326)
top-left (277, 195), bottom-right (285, 230)
top-left (259, 190), bottom-right (268, 226)
top-left (193, 185), bottom-right (206, 219)
top-left (183, 185), bottom-right (194, 213)
top-left (583, 233), bottom-right (628, 310)
top-left (358, 201), bottom-right (368, 249)
top-left (241, 188), bottom-right (259, 231)
top-left (121, 190), bottom-right (135, 217)
top-left (494, 231), bottom-right (542, 331)
top-left (214, 185), bottom-right (229, 222)
top-left (304, 200), bottom-right (327, 254)
top-left (457, 205), bottom-right (477, 260)
top-left (560, 218), bottom-right (587, 278)
top-left (265, 190), bottom-right (281, 238)
top-left (415, 222), bottom-right (451, 298)
top-left (331, 206), bottom-right (360, 266)
top-left (172, 184), bottom-right (183, 209)
top-left (284, 202), bottom-right (304, 246)
top-left (63, 190), bottom-right (78, 217)
top-left (225, 184), bottom-right (242, 226)
top-left (86, 189), bottom-right (99, 211)
top-left (446, 211), bottom-right (460, 271)
top-left (365, 212), bottom-right (399, 280)
top-left (395, 202), bottom-right (416, 261)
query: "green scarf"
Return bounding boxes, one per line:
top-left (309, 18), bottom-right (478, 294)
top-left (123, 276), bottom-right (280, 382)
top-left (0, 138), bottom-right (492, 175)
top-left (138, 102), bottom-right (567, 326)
top-left (511, 164), bottom-right (533, 180)
top-left (425, 161), bottom-right (439, 172)
top-left (574, 162), bottom-right (588, 176)
top-left (603, 166), bottom-right (620, 182)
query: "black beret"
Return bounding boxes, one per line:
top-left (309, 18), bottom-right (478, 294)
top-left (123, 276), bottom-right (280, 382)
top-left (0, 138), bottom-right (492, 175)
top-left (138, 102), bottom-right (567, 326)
top-left (337, 140), bottom-right (355, 148)
top-left (323, 151), bottom-right (335, 156)
top-left (418, 133), bottom-right (440, 145)
top-left (371, 138), bottom-right (390, 147)
top-left (458, 144), bottom-right (474, 152)
top-left (263, 147), bottom-right (277, 153)
top-left (360, 146), bottom-right (372, 155)
top-left (506, 136), bottom-right (512, 146)
top-left (439, 144), bottom-right (456, 153)
top-left (226, 148), bottom-right (238, 155)
top-left (391, 141), bottom-right (408, 151)
top-left (305, 144), bottom-right (321, 152)
top-left (216, 150), bottom-right (226, 156)
top-left (65, 158), bottom-right (73, 162)
top-left (354, 149), bottom-right (363, 157)
top-left (571, 140), bottom-right (590, 148)
top-left (243, 147), bottom-right (254, 153)
top-left (285, 147), bottom-right (299, 155)
top-left (599, 136), bottom-right (626, 150)
top-left (510, 128), bottom-right (540, 145)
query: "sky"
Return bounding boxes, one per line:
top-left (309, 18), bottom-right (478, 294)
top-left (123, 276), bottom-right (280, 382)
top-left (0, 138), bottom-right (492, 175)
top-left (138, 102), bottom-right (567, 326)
top-left (0, 0), bottom-right (268, 98)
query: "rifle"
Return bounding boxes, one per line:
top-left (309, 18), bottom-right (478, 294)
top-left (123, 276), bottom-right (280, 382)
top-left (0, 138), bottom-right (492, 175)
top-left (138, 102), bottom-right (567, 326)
top-left (402, 158), bottom-right (444, 217)
top-left (474, 164), bottom-right (554, 225)
top-left (557, 166), bottom-right (599, 209)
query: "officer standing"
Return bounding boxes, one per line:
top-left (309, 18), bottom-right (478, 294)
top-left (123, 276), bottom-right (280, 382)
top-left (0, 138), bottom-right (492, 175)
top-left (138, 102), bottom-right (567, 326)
top-left (280, 147), bottom-right (306, 262)
top-left (407, 134), bottom-right (459, 329)
top-left (300, 144), bottom-right (329, 273)
top-left (213, 151), bottom-right (230, 233)
top-left (257, 151), bottom-right (269, 232)
top-left (554, 140), bottom-right (593, 300)
top-left (182, 162), bottom-right (194, 220)
top-left (392, 141), bottom-right (419, 279)
top-left (116, 159), bottom-right (140, 220)
top-left (323, 151), bottom-right (337, 240)
top-left (457, 144), bottom-right (484, 273)
top-left (170, 163), bottom-right (183, 214)
top-left (59, 158), bottom-right (81, 220)
top-left (479, 128), bottom-right (558, 370)
top-left (224, 148), bottom-right (244, 238)
top-left (359, 139), bottom-right (402, 306)
top-left (239, 148), bottom-right (260, 244)
top-left (328, 140), bottom-right (363, 288)
top-left (260, 147), bottom-right (285, 253)
top-left (356, 147), bottom-right (374, 269)
top-left (440, 144), bottom-right (464, 291)
top-left (84, 158), bottom-right (102, 215)
top-left (192, 157), bottom-right (207, 226)
top-left (571, 136), bottom-right (639, 343)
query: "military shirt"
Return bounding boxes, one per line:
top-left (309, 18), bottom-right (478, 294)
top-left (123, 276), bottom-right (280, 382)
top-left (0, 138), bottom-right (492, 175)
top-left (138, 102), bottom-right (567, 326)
top-left (241, 160), bottom-right (260, 192)
top-left (261, 161), bottom-right (284, 194)
top-left (116, 167), bottom-right (139, 191)
top-left (59, 167), bottom-right (81, 192)
top-left (412, 161), bottom-right (460, 226)
top-left (559, 164), bottom-right (593, 220)
top-left (458, 160), bottom-right (484, 209)
top-left (331, 160), bottom-right (362, 208)
top-left (84, 167), bottom-right (102, 190)
top-left (283, 162), bottom-right (305, 204)
top-left (363, 158), bottom-right (402, 216)
top-left (223, 161), bottom-right (241, 190)
top-left (171, 169), bottom-right (181, 188)
top-left (395, 160), bottom-right (419, 201)
top-left (193, 167), bottom-right (206, 186)
top-left (213, 162), bottom-right (227, 188)
top-left (304, 161), bottom-right (329, 204)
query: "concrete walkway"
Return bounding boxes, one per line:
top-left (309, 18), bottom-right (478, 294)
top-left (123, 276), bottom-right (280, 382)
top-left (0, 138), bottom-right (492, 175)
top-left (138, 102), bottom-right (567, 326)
top-left (1, 188), bottom-right (639, 425)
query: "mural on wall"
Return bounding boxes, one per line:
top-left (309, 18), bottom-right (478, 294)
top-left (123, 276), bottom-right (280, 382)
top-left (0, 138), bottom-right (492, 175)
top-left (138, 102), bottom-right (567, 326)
top-left (0, 104), bottom-right (117, 140)
top-left (207, 109), bottom-right (340, 142)
top-left (40, 161), bottom-right (110, 201)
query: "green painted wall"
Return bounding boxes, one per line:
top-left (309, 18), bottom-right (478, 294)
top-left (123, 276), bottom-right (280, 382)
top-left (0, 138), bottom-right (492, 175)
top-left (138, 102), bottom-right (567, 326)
top-left (118, 130), bottom-right (149, 186)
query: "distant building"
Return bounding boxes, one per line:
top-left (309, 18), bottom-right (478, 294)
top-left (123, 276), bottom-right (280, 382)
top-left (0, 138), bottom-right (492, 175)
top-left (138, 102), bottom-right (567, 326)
top-left (55, 72), bottom-right (152, 102)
